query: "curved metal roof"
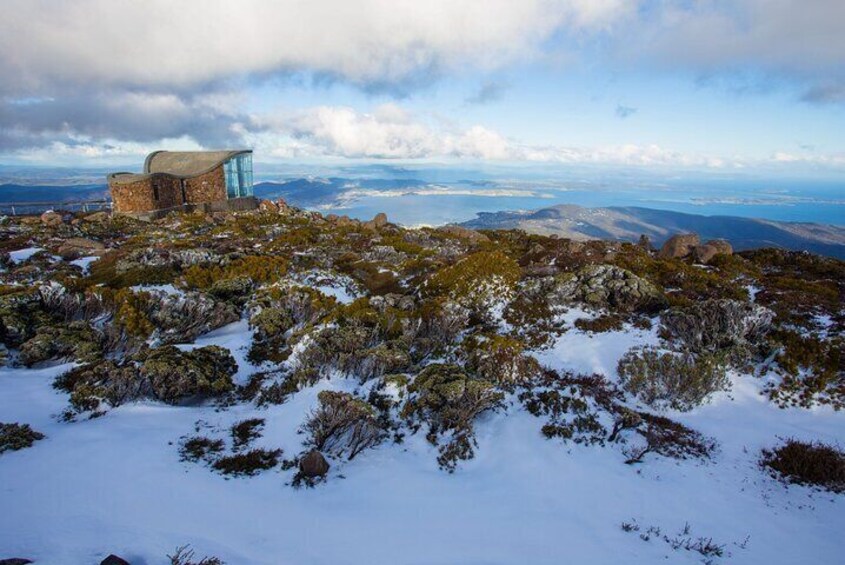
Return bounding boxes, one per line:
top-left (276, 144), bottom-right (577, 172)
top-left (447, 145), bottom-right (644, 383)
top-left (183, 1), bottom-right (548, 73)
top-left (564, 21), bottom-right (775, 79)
top-left (108, 149), bottom-right (251, 185)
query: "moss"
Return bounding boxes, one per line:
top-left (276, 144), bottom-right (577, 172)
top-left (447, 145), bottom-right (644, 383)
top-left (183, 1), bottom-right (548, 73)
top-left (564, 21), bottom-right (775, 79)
top-left (0, 422), bottom-right (45, 454)
top-left (426, 251), bottom-right (521, 302)
top-left (183, 255), bottom-right (288, 290)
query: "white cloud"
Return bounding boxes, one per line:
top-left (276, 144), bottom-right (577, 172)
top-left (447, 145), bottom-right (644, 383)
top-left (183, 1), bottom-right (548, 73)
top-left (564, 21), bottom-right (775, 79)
top-left (0, 0), bottom-right (630, 94)
top-left (245, 104), bottom-right (845, 170)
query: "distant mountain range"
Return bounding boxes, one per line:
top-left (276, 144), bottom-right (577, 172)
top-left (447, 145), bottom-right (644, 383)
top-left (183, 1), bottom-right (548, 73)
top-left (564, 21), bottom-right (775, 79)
top-left (0, 183), bottom-right (109, 203)
top-left (460, 204), bottom-right (845, 259)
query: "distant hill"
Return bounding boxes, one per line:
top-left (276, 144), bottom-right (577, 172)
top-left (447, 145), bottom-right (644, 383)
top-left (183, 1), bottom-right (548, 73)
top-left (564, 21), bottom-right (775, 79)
top-left (460, 204), bottom-right (845, 259)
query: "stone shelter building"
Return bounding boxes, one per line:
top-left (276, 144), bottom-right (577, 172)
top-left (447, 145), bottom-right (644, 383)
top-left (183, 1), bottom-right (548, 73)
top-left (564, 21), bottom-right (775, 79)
top-left (108, 150), bottom-right (257, 217)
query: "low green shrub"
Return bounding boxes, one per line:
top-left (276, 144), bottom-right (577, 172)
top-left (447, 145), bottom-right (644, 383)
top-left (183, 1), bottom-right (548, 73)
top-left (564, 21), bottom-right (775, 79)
top-left (0, 422), bottom-right (45, 454)
top-left (617, 347), bottom-right (729, 411)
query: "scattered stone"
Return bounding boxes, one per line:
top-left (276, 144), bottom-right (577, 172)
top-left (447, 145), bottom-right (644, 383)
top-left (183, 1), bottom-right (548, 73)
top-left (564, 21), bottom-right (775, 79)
top-left (658, 233), bottom-right (700, 259)
top-left (299, 449), bottom-right (330, 478)
top-left (40, 210), bottom-right (64, 227)
top-left (100, 555), bottom-right (130, 565)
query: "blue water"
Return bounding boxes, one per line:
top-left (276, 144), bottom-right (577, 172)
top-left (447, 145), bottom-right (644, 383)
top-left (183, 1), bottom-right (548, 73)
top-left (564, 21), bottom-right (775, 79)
top-left (255, 164), bottom-right (845, 227)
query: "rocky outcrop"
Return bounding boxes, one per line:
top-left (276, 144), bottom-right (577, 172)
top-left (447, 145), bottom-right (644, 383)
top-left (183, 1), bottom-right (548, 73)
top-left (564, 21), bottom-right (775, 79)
top-left (299, 449), bottom-right (330, 477)
top-left (40, 210), bottom-right (64, 227)
top-left (658, 233), bottom-right (700, 259)
top-left (550, 264), bottom-right (668, 313)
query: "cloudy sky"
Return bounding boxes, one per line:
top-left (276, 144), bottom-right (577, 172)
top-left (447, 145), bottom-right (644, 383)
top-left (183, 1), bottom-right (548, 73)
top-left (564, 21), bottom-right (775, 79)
top-left (1, 0), bottom-right (843, 174)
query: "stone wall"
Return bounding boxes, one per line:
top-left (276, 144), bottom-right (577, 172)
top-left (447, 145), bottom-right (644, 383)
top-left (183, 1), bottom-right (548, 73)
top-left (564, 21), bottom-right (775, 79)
top-left (184, 167), bottom-right (226, 204)
top-left (110, 165), bottom-right (228, 214)
top-left (110, 174), bottom-right (182, 213)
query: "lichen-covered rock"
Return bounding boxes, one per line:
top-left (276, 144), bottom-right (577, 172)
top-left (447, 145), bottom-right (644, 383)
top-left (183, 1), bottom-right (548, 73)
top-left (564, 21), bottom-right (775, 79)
top-left (661, 299), bottom-right (773, 356)
top-left (139, 345), bottom-right (237, 404)
top-left (550, 264), bottom-right (667, 313)
top-left (658, 233), bottom-right (700, 259)
top-left (18, 321), bottom-right (103, 367)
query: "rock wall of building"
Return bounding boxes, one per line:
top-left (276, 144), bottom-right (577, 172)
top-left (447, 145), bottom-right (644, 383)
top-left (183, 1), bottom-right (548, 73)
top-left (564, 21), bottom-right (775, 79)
top-left (110, 174), bottom-right (182, 214)
top-left (184, 167), bottom-right (227, 204)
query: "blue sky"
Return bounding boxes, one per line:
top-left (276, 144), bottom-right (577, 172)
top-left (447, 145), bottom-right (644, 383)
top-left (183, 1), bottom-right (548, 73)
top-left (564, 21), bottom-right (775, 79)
top-left (0, 1), bottom-right (843, 176)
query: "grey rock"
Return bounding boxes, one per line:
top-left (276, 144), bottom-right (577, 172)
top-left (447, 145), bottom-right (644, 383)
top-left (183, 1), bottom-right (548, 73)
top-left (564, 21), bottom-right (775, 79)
top-left (299, 450), bottom-right (330, 478)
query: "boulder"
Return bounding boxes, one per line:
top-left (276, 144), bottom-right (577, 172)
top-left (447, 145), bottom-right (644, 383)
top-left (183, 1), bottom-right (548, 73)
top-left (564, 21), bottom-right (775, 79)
top-left (100, 555), bottom-right (130, 565)
top-left (436, 225), bottom-right (490, 244)
top-left (40, 210), bottom-right (64, 227)
top-left (706, 239), bottom-right (733, 255)
top-left (363, 212), bottom-right (388, 230)
top-left (658, 233), bottom-right (700, 259)
top-left (692, 240), bottom-right (733, 264)
top-left (299, 449), bottom-right (330, 478)
top-left (550, 264), bottom-right (667, 314)
top-left (0, 559), bottom-right (34, 565)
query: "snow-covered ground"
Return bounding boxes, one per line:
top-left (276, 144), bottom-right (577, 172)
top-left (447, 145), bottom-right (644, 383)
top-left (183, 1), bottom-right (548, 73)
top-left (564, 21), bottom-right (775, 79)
top-left (1, 319), bottom-right (843, 564)
top-left (8, 247), bottom-right (44, 264)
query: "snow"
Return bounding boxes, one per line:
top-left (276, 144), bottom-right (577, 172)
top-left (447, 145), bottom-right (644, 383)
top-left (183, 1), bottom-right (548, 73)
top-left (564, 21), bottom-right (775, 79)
top-left (532, 308), bottom-right (660, 377)
top-left (70, 255), bottom-right (99, 274)
top-left (130, 284), bottom-right (183, 296)
top-left (314, 284), bottom-right (356, 304)
top-left (1, 313), bottom-right (843, 564)
top-left (7, 247), bottom-right (43, 264)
